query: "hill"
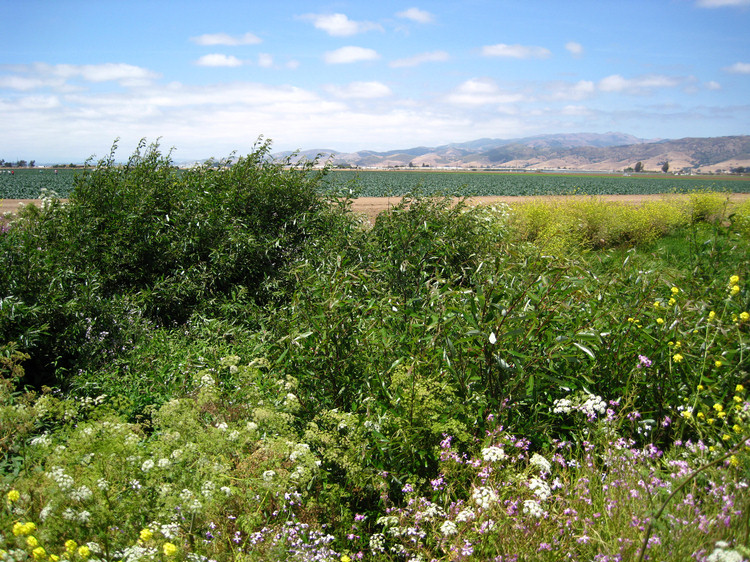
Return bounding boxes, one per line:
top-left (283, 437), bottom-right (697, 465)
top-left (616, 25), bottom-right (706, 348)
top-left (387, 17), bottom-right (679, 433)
top-left (278, 133), bottom-right (750, 172)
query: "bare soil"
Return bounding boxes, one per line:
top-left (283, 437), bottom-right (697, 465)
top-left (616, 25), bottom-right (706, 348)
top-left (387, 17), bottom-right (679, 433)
top-left (3, 193), bottom-right (749, 225)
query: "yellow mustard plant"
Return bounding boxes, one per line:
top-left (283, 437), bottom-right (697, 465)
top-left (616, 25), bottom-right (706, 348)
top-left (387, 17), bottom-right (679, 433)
top-left (657, 318), bottom-right (665, 325)
top-left (77, 545), bottom-right (90, 559)
top-left (709, 310), bottom-right (716, 320)
top-left (32, 547), bottom-right (46, 560)
top-left (64, 540), bottom-right (77, 554)
top-left (673, 353), bottom-right (684, 363)
top-left (163, 543), bottom-right (177, 557)
top-left (741, 311), bottom-right (749, 322)
top-left (26, 536), bottom-right (39, 548)
top-left (671, 286), bottom-right (680, 295)
top-left (715, 361), bottom-right (723, 368)
top-left (140, 528), bottom-right (153, 542)
top-left (6, 489), bottom-right (20, 503)
top-left (713, 403), bottom-right (723, 413)
top-left (730, 274), bottom-right (740, 285)
top-left (669, 297), bottom-right (676, 306)
top-left (730, 285), bottom-right (740, 296)
top-left (737, 384), bottom-right (745, 393)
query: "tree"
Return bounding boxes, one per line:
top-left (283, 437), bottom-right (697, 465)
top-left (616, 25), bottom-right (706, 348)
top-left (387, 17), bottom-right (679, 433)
top-left (634, 161), bottom-right (644, 173)
top-left (661, 161), bottom-right (669, 173)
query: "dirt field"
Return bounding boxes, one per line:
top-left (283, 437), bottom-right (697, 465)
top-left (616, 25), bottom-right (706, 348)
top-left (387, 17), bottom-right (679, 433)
top-left (3, 193), bottom-right (750, 225)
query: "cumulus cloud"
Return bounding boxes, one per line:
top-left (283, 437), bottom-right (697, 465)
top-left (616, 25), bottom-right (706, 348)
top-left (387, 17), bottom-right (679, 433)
top-left (481, 44), bottom-right (551, 59)
top-left (258, 54), bottom-right (274, 68)
top-left (565, 42), bottom-right (584, 57)
top-left (396, 8), bottom-right (434, 23)
top-left (543, 80), bottom-right (595, 101)
top-left (195, 54), bottom-right (244, 67)
top-left (324, 81), bottom-right (392, 99)
top-left (324, 46), bottom-right (380, 64)
top-left (723, 62), bottom-right (750, 73)
top-left (705, 80), bottom-right (722, 90)
top-left (445, 78), bottom-right (524, 105)
top-left (390, 51), bottom-right (449, 68)
top-left (0, 62), bottom-right (160, 89)
top-left (190, 32), bottom-right (262, 46)
top-left (696, 0), bottom-right (750, 7)
top-left (302, 13), bottom-right (383, 36)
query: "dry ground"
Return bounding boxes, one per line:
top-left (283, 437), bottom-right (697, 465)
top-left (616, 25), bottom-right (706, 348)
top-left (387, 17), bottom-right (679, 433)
top-left (3, 193), bottom-right (750, 226)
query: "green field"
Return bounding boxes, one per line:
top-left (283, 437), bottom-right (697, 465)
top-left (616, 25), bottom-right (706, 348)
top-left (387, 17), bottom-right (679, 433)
top-left (3, 167), bottom-right (750, 199)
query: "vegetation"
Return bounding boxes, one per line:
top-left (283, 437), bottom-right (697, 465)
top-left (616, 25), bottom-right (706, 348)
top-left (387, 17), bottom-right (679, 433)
top-left (1, 140), bottom-right (749, 562)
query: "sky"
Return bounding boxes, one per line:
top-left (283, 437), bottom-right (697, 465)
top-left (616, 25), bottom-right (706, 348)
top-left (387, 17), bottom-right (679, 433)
top-left (1, 0), bottom-right (750, 163)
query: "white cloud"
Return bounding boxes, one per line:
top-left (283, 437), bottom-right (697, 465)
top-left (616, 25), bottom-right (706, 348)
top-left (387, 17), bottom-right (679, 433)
top-left (302, 13), bottom-right (382, 36)
top-left (723, 62), bottom-right (750, 73)
top-left (190, 32), bottom-right (261, 46)
top-left (324, 46), bottom-right (380, 64)
top-left (696, 0), bottom-right (750, 7)
top-left (325, 81), bottom-right (392, 99)
top-left (390, 51), bottom-right (449, 68)
top-left (195, 54), bottom-right (244, 67)
top-left (705, 80), bottom-right (722, 90)
top-left (598, 74), bottom-right (683, 94)
top-left (1, 62), bottom-right (159, 89)
top-left (258, 54), bottom-right (274, 68)
top-left (445, 78), bottom-right (524, 105)
top-left (481, 44), bottom-right (551, 59)
top-left (565, 41), bottom-right (584, 57)
top-left (543, 80), bottom-right (595, 101)
top-left (396, 8), bottom-right (434, 23)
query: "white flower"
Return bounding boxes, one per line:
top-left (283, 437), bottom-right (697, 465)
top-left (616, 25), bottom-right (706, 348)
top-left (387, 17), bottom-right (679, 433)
top-left (440, 520), bottom-right (458, 536)
top-left (158, 458), bottom-right (171, 469)
top-left (141, 459), bottom-right (155, 472)
top-left (552, 398), bottom-right (573, 414)
top-left (530, 453), bottom-right (551, 473)
top-left (489, 332), bottom-right (497, 344)
top-left (481, 446), bottom-right (507, 462)
top-left (455, 509), bottom-right (475, 522)
top-left (215, 422), bottom-right (228, 431)
top-left (522, 499), bottom-right (546, 518)
top-left (529, 477), bottom-right (551, 500)
top-left (262, 470), bottom-right (276, 481)
top-left (246, 421), bottom-right (259, 432)
top-left (71, 485), bottom-right (93, 502)
top-left (472, 486), bottom-right (499, 510)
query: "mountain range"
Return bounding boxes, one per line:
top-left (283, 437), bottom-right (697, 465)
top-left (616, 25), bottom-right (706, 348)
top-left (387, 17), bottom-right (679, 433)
top-left (277, 133), bottom-right (750, 173)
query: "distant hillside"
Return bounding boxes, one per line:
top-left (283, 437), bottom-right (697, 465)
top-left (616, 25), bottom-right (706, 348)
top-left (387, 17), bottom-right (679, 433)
top-left (277, 133), bottom-right (750, 172)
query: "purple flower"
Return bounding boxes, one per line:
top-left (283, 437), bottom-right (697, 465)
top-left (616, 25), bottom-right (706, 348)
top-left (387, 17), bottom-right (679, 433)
top-left (637, 355), bottom-right (652, 368)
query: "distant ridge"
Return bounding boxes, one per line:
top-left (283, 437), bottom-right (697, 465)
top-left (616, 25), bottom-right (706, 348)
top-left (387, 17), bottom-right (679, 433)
top-left (275, 133), bottom-right (750, 173)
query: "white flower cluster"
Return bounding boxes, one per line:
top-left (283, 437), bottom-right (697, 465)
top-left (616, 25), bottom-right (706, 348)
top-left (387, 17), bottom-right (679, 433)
top-left (530, 453), bottom-right (551, 473)
top-left (47, 466), bottom-right (74, 491)
top-left (552, 392), bottom-right (607, 419)
top-left (70, 485), bottom-right (93, 502)
top-left (440, 520), bottom-right (458, 536)
top-left (580, 394), bottom-right (607, 418)
top-left (455, 508), bottom-right (475, 522)
top-left (289, 442), bottom-right (311, 462)
top-left (707, 541), bottom-right (746, 562)
top-left (472, 486), bottom-right (499, 510)
top-left (528, 477), bottom-right (551, 501)
top-left (416, 502), bottom-right (445, 522)
top-left (369, 533), bottom-right (386, 553)
top-left (481, 446), bottom-right (507, 462)
top-left (522, 499), bottom-right (546, 518)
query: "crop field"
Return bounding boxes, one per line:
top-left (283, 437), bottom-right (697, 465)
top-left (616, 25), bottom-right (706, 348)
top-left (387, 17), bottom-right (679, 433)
top-left (2, 167), bottom-right (750, 199)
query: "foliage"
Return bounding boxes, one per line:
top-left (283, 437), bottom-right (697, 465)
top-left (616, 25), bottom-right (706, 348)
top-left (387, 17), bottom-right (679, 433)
top-left (1, 143), bottom-right (749, 561)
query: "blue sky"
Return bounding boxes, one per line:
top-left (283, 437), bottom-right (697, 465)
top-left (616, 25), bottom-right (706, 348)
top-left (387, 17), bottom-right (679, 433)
top-left (1, 0), bottom-right (750, 162)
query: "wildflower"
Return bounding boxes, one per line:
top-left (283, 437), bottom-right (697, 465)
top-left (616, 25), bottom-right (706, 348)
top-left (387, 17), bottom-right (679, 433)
top-left (730, 285), bottom-right (740, 296)
top-left (730, 275), bottom-right (740, 285)
top-left (489, 332), bottom-right (497, 344)
top-left (735, 396), bottom-right (743, 403)
top-left (697, 412), bottom-right (705, 420)
top-left (713, 403), bottom-right (723, 412)
top-left (163, 543), bottom-right (177, 557)
top-left (77, 545), bottom-right (90, 559)
top-left (734, 424), bottom-right (743, 434)
top-left (638, 355), bottom-right (652, 368)
top-left (49, 555), bottom-right (60, 562)
top-left (653, 301), bottom-right (660, 308)
top-left (32, 547), bottom-right (46, 560)
top-left (262, 470), bottom-right (276, 481)
top-left (6, 489), bottom-right (20, 503)
top-left (65, 540), bottom-right (77, 554)
top-left (671, 286), bottom-right (679, 295)
top-left (522, 499), bottom-right (546, 518)
top-left (440, 520), bottom-right (458, 536)
top-left (681, 411), bottom-right (692, 420)
top-left (737, 384), bottom-right (745, 393)
top-left (140, 528), bottom-right (153, 542)
top-left (715, 361), bottom-right (723, 368)
top-left (481, 446), bottom-right (507, 462)
top-left (709, 311), bottom-right (716, 320)
top-left (673, 353), bottom-right (684, 363)
top-left (656, 317), bottom-right (664, 325)
top-left (341, 556), bottom-right (352, 562)
top-left (698, 384), bottom-right (705, 391)
top-left (730, 455), bottom-right (740, 467)
top-left (669, 298), bottom-right (676, 306)
top-left (741, 312), bottom-right (749, 322)
top-left (27, 536), bottom-right (39, 548)
top-left (530, 453), bottom-right (551, 473)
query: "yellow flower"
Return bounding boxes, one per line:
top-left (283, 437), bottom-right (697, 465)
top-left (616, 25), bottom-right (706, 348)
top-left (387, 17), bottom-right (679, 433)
top-left (735, 395), bottom-right (743, 403)
top-left (671, 286), bottom-right (679, 295)
top-left (628, 317), bottom-right (635, 323)
top-left (730, 274), bottom-right (740, 285)
top-left (733, 424), bottom-right (743, 433)
top-left (730, 455), bottom-right (739, 467)
top-left (27, 536), bottom-right (39, 548)
top-left (163, 543), bottom-right (177, 557)
top-left (139, 528), bottom-right (153, 542)
top-left (6, 489), bottom-right (20, 503)
top-left (709, 310), bottom-right (716, 320)
top-left (715, 360), bottom-right (723, 368)
top-left (730, 284), bottom-right (740, 296)
top-left (77, 545), bottom-right (90, 559)
top-left (49, 555), bottom-right (60, 562)
top-left (737, 384), bottom-right (745, 393)
top-left (673, 353), bottom-right (684, 363)
top-left (32, 547), bottom-right (46, 560)
top-left (64, 540), bottom-right (77, 554)
top-left (669, 298), bottom-right (676, 306)
top-left (657, 318), bottom-right (664, 325)
top-left (741, 312), bottom-right (750, 322)
top-left (653, 301), bottom-right (661, 308)
top-left (13, 522), bottom-right (35, 536)
top-left (697, 412), bottom-right (706, 420)
top-left (697, 384), bottom-right (705, 391)
top-left (718, 411), bottom-right (727, 419)
top-left (708, 418), bottom-right (716, 425)
top-left (341, 556), bottom-right (352, 562)
top-left (681, 410), bottom-right (692, 419)
top-left (713, 403), bottom-right (723, 412)
top-left (722, 434), bottom-right (731, 441)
